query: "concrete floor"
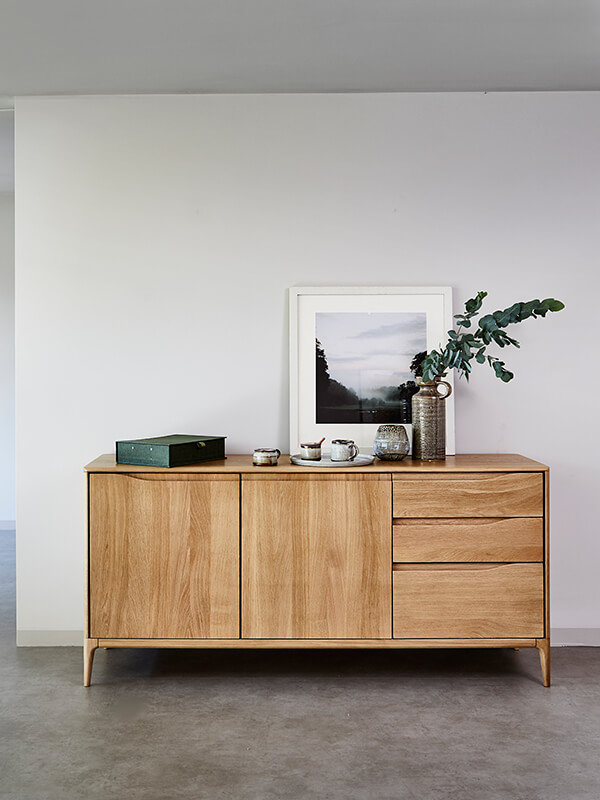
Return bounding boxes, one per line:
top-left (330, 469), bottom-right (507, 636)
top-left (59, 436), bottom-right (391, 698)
top-left (1, 531), bottom-right (599, 800)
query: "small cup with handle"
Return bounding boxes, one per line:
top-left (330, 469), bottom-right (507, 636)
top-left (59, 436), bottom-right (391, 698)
top-left (252, 448), bottom-right (281, 466)
top-left (330, 439), bottom-right (359, 462)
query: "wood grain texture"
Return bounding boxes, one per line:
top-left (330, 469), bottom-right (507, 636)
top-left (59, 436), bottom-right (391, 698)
top-left (393, 518), bottom-right (543, 562)
top-left (242, 473), bottom-right (390, 481)
top-left (393, 472), bottom-right (543, 518)
top-left (242, 475), bottom-right (391, 639)
top-left (98, 637), bottom-right (537, 649)
top-left (393, 563), bottom-right (544, 638)
top-left (83, 638), bottom-right (98, 687)
top-left (544, 471), bottom-right (550, 640)
top-left (89, 473), bottom-right (240, 638)
top-left (85, 453), bottom-right (549, 473)
top-left (537, 638), bottom-right (551, 687)
top-left (84, 473), bottom-right (90, 639)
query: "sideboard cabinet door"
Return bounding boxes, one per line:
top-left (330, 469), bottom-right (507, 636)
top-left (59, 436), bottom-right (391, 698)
top-left (242, 475), bottom-right (391, 639)
top-left (89, 474), bottom-right (239, 639)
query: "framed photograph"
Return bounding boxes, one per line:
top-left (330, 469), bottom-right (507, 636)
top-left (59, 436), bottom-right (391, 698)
top-left (289, 286), bottom-right (455, 455)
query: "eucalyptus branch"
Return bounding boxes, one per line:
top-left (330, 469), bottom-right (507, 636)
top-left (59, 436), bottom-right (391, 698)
top-left (418, 291), bottom-right (564, 384)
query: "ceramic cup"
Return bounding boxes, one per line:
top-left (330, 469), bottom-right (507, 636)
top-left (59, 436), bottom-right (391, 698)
top-left (330, 439), bottom-right (359, 462)
top-left (252, 448), bottom-right (281, 466)
top-left (300, 442), bottom-right (322, 460)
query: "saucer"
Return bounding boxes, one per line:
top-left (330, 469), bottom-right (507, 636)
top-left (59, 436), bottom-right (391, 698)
top-left (289, 453), bottom-right (375, 468)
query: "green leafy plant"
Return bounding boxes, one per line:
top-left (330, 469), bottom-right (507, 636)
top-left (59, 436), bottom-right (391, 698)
top-left (415, 292), bottom-right (565, 384)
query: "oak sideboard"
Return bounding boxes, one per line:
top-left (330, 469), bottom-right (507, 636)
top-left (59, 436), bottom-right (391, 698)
top-left (83, 453), bottom-right (550, 686)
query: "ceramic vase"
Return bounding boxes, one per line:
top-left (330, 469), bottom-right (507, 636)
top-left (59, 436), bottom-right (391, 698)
top-left (373, 424), bottom-right (410, 461)
top-left (411, 377), bottom-right (452, 460)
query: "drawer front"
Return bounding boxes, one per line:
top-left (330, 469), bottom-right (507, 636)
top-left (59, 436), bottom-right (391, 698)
top-left (393, 472), bottom-right (543, 518)
top-left (393, 563), bottom-right (544, 638)
top-left (393, 518), bottom-right (543, 563)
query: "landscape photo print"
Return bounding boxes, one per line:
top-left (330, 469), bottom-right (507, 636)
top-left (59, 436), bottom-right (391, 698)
top-left (315, 312), bottom-right (426, 424)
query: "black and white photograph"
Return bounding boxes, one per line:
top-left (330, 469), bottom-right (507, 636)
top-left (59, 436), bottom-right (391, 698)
top-left (315, 312), bottom-right (426, 423)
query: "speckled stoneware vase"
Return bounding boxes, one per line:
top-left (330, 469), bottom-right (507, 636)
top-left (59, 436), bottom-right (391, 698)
top-left (373, 424), bottom-right (410, 461)
top-left (411, 377), bottom-right (452, 460)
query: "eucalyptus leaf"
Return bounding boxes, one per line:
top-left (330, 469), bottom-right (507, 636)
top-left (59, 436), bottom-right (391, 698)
top-left (411, 292), bottom-right (564, 384)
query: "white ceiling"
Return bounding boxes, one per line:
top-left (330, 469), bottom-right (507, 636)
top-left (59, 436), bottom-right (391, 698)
top-left (1, 0), bottom-right (600, 95)
top-left (1, 0), bottom-right (599, 191)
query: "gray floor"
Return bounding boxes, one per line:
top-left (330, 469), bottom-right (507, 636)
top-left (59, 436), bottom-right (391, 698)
top-left (1, 531), bottom-right (599, 800)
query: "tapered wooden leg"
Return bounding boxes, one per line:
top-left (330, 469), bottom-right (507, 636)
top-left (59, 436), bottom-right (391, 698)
top-left (84, 638), bottom-right (98, 687)
top-left (537, 639), bottom-right (551, 687)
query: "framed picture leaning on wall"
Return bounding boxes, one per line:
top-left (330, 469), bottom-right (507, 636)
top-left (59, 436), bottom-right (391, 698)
top-left (289, 286), bottom-right (455, 455)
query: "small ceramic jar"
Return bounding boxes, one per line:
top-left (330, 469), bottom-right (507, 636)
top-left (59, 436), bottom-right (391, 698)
top-left (330, 439), bottom-right (359, 462)
top-left (252, 448), bottom-right (281, 466)
top-left (373, 424), bottom-right (410, 461)
top-left (300, 442), bottom-right (322, 460)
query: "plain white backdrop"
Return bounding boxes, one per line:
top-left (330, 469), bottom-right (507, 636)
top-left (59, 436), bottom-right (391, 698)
top-left (14, 92), bottom-right (599, 643)
top-left (0, 193), bottom-right (14, 526)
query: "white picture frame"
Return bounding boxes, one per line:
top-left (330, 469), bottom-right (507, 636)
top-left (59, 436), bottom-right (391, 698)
top-left (289, 286), bottom-right (455, 456)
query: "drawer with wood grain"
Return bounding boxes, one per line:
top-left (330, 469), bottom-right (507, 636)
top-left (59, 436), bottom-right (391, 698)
top-left (393, 562), bottom-right (544, 638)
top-left (393, 518), bottom-right (543, 563)
top-left (392, 472), bottom-right (543, 518)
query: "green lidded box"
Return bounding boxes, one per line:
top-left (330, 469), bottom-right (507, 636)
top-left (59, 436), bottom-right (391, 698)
top-left (116, 434), bottom-right (226, 468)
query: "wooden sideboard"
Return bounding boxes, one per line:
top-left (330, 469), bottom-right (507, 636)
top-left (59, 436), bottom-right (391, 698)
top-left (83, 454), bottom-right (550, 686)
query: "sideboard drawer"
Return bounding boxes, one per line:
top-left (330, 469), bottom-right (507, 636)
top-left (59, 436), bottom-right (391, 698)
top-left (393, 563), bottom-right (544, 638)
top-left (392, 472), bottom-right (543, 518)
top-left (393, 518), bottom-right (543, 562)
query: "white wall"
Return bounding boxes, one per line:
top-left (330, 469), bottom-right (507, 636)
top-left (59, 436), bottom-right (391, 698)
top-left (15, 93), bottom-right (600, 644)
top-left (0, 193), bottom-right (15, 526)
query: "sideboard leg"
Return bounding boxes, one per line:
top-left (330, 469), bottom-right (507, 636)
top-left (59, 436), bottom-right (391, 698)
top-left (537, 639), bottom-right (551, 687)
top-left (84, 638), bottom-right (98, 687)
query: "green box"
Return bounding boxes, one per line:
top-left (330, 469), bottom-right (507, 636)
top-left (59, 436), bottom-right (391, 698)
top-left (116, 434), bottom-right (226, 468)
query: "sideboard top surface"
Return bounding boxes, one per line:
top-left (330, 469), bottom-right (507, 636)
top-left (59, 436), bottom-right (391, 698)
top-left (85, 453), bottom-right (548, 473)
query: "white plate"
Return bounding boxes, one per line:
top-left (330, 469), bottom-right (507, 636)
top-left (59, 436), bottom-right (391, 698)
top-left (290, 453), bottom-right (375, 468)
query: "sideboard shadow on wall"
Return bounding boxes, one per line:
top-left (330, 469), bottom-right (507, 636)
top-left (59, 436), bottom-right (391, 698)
top-left (83, 453), bottom-right (550, 687)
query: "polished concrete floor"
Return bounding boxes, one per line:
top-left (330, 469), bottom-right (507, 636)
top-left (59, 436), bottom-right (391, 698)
top-left (1, 531), bottom-right (599, 800)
